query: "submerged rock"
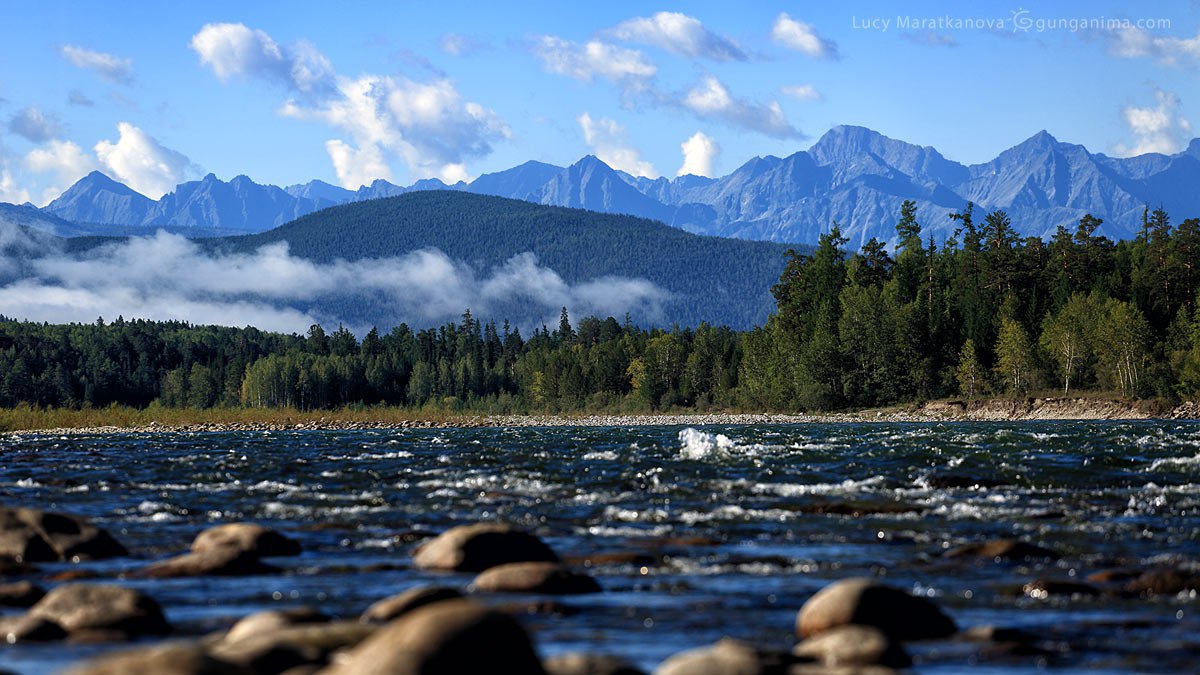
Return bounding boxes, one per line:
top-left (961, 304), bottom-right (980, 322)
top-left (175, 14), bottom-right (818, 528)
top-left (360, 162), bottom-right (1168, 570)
top-left (1022, 579), bottom-right (1101, 599)
top-left (361, 586), bottom-right (464, 623)
top-left (412, 523), bottom-right (559, 572)
top-left (224, 607), bottom-right (332, 644)
top-left (63, 643), bottom-right (251, 675)
top-left (795, 578), bottom-right (956, 640)
top-left (544, 652), bottom-right (646, 675)
top-left (28, 583), bottom-right (170, 638)
top-left (0, 614), bottom-right (68, 642)
top-left (324, 599), bottom-right (545, 674)
top-left (0, 507), bottom-right (127, 562)
top-left (654, 638), bottom-right (809, 675)
top-left (793, 625), bottom-right (911, 668)
top-left (0, 580), bottom-right (45, 607)
top-left (193, 523), bottom-right (302, 558)
top-left (1124, 568), bottom-right (1200, 596)
top-left (943, 539), bottom-right (1060, 562)
top-left (472, 562), bottom-right (602, 595)
top-left (137, 547), bottom-right (281, 578)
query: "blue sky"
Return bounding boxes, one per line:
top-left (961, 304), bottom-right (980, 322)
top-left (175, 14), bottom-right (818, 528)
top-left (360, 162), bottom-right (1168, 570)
top-left (1, 0), bottom-right (1198, 204)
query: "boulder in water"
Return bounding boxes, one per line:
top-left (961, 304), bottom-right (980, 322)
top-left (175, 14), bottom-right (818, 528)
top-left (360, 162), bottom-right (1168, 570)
top-left (412, 523), bottom-right (559, 572)
top-left (795, 578), bottom-right (956, 640)
top-left (472, 562), bottom-right (601, 595)
top-left (192, 523), bottom-right (302, 557)
top-left (28, 583), bottom-right (170, 638)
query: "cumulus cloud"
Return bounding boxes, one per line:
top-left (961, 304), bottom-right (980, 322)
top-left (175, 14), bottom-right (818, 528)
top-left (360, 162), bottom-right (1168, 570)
top-left (59, 45), bottom-right (134, 84)
top-left (0, 163), bottom-right (31, 205)
top-left (677, 131), bottom-right (719, 177)
top-left (780, 84), bottom-right (822, 101)
top-left (0, 229), bottom-right (670, 333)
top-left (93, 122), bottom-right (197, 198)
top-left (192, 23), bottom-right (507, 188)
top-left (1107, 26), bottom-right (1200, 65)
top-left (189, 22), bottom-right (334, 95)
top-left (532, 36), bottom-right (657, 89)
top-left (578, 113), bottom-right (656, 178)
top-left (771, 13), bottom-right (838, 59)
top-left (282, 74), bottom-right (509, 186)
top-left (1113, 88), bottom-right (1192, 157)
top-left (8, 107), bottom-right (66, 143)
top-left (682, 75), bottom-right (801, 139)
top-left (24, 139), bottom-right (97, 205)
top-left (609, 11), bottom-right (746, 61)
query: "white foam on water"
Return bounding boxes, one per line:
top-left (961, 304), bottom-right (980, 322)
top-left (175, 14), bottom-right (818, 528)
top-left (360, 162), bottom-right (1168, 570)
top-left (1149, 454), bottom-right (1200, 471)
top-left (677, 427), bottom-right (737, 460)
top-left (582, 450), bottom-right (619, 461)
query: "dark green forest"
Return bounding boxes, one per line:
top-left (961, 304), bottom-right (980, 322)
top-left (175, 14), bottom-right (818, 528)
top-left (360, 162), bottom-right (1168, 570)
top-left (7, 201), bottom-right (1200, 412)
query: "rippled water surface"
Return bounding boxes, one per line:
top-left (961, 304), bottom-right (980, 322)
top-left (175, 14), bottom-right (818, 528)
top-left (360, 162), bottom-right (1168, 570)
top-left (2, 422), bottom-right (1199, 673)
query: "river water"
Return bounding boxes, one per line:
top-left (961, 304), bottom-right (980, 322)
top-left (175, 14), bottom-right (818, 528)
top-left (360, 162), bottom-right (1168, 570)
top-left (1, 422), bottom-right (1198, 673)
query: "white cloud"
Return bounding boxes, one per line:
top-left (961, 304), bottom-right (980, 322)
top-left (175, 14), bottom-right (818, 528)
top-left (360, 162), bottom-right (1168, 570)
top-left (781, 84), bottom-right (822, 101)
top-left (93, 122), bottom-right (197, 199)
top-left (189, 22), bottom-right (334, 95)
top-left (677, 131), bottom-right (720, 177)
top-left (609, 11), bottom-right (746, 61)
top-left (9, 107), bottom-right (66, 143)
top-left (193, 23), bottom-right (507, 188)
top-left (24, 139), bottom-right (98, 205)
top-left (0, 164), bottom-right (31, 205)
top-left (532, 36), bottom-right (657, 88)
top-left (1113, 88), bottom-right (1192, 157)
top-left (1108, 26), bottom-right (1200, 65)
top-left (283, 74), bottom-right (509, 187)
top-left (59, 45), bottom-right (134, 84)
top-left (578, 113), bottom-right (656, 178)
top-left (771, 13), bottom-right (838, 59)
top-left (0, 229), bottom-right (670, 333)
top-left (682, 75), bottom-right (801, 139)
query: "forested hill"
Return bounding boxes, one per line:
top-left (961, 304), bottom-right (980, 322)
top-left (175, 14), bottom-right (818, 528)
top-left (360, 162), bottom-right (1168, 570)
top-left (205, 191), bottom-right (796, 328)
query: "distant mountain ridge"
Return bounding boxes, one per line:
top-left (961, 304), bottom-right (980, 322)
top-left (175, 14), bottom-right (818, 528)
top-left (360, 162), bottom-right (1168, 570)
top-left (25, 126), bottom-right (1200, 245)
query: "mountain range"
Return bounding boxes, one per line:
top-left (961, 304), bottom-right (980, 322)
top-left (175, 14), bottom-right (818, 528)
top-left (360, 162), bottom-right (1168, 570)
top-left (17, 125), bottom-right (1200, 246)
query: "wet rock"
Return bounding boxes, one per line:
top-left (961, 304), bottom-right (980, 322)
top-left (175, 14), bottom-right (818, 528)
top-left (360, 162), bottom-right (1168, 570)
top-left (563, 552), bottom-right (658, 568)
top-left (1085, 568), bottom-right (1142, 584)
top-left (137, 547), bottom-right (281, 578)
top-left (1022, 579), bottom-right (1100, 599)
top-left (323, 599), bottom-right (545, 674)
top-left (793, 625), bottom-right (911, 668)
top-left (412, 523), bottom-right (559, 572)
top-left (0, 555), bottom-right (36, 575)
top-left (210, 638), bottom-right (322, 675)
top-left (193, 523), bottom-right (302, 558)
top-left (943, 539), bottom-right (1060, 562)
top-left (544, 652), bottom-right (646, 675)
top-left (0, 580), bottom-right (44, 607)
top-left (62, 643), bottom-right (251, 675)
top-left (0, 614), bottom-right (68, 642)
top-left (472, 562), bottom-right (602, 595)
top-left (795, 578), bottom-right (957, 640)
top-left (0, 507), bottom-right (127, 562)
top-left (28, 583), bottom-right (171, 637)
top-left (796, 501), bottom-right (923, 517)
top-left (1124, 568), bottom-right (1200, 595)
top-left (959, 625), bottom-right (1040, 644)
top-left (217, 621), bottom-right (375, 661)
top-left (925, 475), bottom-right (1009, 489)
top-left (46, 569), bottom-right (100, 582)
top-left (361, 586), bottom-right (463, 623)
top-left (224, 607), bottom-right (332, 644)
top-left (655, 638), bottom-right (809, 675)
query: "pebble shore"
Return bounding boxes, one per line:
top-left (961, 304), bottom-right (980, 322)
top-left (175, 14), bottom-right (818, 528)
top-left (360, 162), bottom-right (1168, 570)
top-left (4, 397), bottom-right (1195, 437)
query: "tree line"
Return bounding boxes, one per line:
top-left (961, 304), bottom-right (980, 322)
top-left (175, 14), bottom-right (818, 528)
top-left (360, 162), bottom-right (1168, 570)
top-left (3, 201), bottom-right (1200, 412)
